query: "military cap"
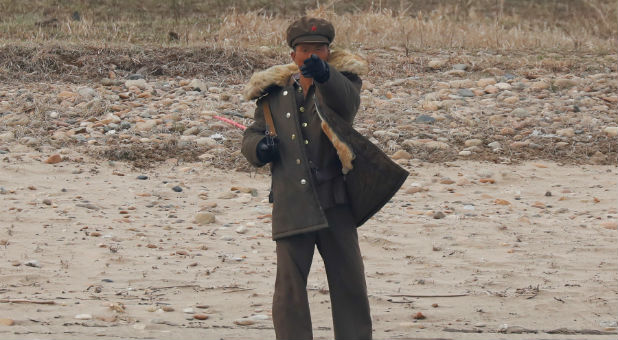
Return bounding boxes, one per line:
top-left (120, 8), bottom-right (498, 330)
top-left (286, 16), bottom-right (335, 48)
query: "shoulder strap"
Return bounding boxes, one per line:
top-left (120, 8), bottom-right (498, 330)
top-left (262, 100), bottom-right (277, 137)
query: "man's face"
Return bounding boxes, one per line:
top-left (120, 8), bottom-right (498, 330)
top-left (291, 43), bottom-right (330, 68)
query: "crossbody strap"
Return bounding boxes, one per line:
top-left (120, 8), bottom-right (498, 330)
top-left (262, 101), bottom-right (277, 138)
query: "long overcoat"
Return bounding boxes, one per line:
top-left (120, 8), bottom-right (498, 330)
top-left (242, 50), bottom-right (408, 240)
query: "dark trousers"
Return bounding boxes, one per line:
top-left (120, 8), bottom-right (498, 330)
top-left (272, 207), bottom-right (372, 340)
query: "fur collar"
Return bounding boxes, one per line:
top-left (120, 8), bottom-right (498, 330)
top-left (243, 50), bottom-right (368, 101)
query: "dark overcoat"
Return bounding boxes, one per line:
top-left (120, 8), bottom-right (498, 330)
top-left (242, 50), bottom-right (408, 240)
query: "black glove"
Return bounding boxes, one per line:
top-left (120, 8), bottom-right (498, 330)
top-left (300, 54), bottom-right (330, 83)
top-left (256, 136), bottom-right (279, 163)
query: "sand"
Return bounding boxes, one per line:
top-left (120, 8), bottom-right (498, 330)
top-left (0, 146), bottom-right (616, 339)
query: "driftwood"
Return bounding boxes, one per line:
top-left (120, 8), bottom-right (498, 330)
top-left (388, 294), bottom-right (468, 298)
top-left (0, 299), bottom-right (55, 305)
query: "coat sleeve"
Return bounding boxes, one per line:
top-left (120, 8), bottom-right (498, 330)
top-left (241, 99), bottom-right (267, 167)
top-left (314, 66), bottom-right (362, 123)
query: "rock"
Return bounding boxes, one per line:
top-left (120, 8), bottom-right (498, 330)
top-left (42, 199), bottom-right (52, 205)
top-left (503, 96), bottom-right (519, 104)
top-left (531, 81), bottom-right (550, 91)
top-left (488, 141), bottom-right (501, 149)
top-left (234, 318), bottom-right (256, 326)
top-left (391, 150), bottom-right (411, 160)
top-left (235, 225), bottom-right (248, 234)
top-left (425, 141), bottom-right (450, 150)
top-left (195, 137), bottom-right (218, 147)
top-left (414, 115), bottom-right (436, 124)
top-left (464, 139), bottom-right (482, 147)
top-left (457, 89), bottom-right (474, 97)
top-left (484, 85), bottom-right (499, 94)
top-left (75, 314), bottom-right (92, 320)
top-left (189, 79), bottom-right (207, 92)
top-left (45, 154), bottom-right (62, 164)
top-left (603, 126), bottom-right (618, 137)
top-left (0, 318), bottom-right (15, 326)
top-left (194, 212), bottom-right (215, 225)
top-left (137, 175), bottom-right (148, 180)
top-left (482, 67), bottom-right (504, 76)
top-left (557, 128), bottom-right (575, 137)
top-left (532, 201), bottom-right (546, 209)
top-left (413, 312), bottom-right (426, 320)
top-left (58, 91), bottom-right (77, 100)
top-left (495, 199), bottom-right (511, 205)
top-left (172, 186), bottom-right (183, 192)
top-left (135, 120), bottom-right (158, 131)
top-left (78, 87), bottom-right (97, 99)
top-left (590, 151), bottom-right (607, 164)
top-left (0, 131), bottom-right (15, 143)
top-left (453, 63), bottom-right (468, 70)
top-left (601, 221), bottom-right (617, 230)
top-left (458, 150), bottom-right (472, 156)
top-left (428, 59), bottom-right (447, 69)
top-left (433, 211), bottom-right (446, 219)
top-left (495, 82), bottom-right (512, 90)
top-left (421, 101), bottom-right (441, 111)
top-left (477, 78), bottom-right (496, 87)
top-left (194, 314), bottom-right (209, 320)
top-left (554, 78), bottom-right (578, 89)
top-left (125, 79), bottom-right (147, 90)
top-left (511, 108), bottom-right (529, 118)
top-left (444, 69), bottom-right (466, 77)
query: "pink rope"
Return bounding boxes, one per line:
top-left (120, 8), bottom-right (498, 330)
top-left (213, 115), bottom-right (247, 130)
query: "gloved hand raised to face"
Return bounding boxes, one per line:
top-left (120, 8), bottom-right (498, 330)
top-left (256, 136), bottom-right (279, 163)
top-left (301, 54), bottom-right (330, 83)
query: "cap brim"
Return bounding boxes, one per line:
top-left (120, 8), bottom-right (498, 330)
top-left (292, 35), bottom-right (330, 46)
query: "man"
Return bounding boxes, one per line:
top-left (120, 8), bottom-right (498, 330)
top-left (241, 16), bottom-right (408, 340)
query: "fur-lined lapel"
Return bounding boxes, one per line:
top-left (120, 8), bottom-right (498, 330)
top-left (243, 50), bottom-right (368, 101)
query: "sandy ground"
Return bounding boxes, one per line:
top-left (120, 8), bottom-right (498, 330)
top-left (0, 146), bottom-right (616, 340)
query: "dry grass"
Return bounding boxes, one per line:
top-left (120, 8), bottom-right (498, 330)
top-left (0, 43), bottom-right (275, 82)
top-left (0, 1), bottom-right (615, 53)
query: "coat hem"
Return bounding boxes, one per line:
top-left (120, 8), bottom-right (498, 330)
top-left (355, 170), bottom-right (408, 227)
top-left (272, 222), bottom-right (330, 240)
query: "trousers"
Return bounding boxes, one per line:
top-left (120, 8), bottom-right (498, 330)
top-left (272, 206), bottom-right (372, 340)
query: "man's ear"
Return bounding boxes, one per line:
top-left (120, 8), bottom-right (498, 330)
top-left (290, 50), bottom-right (296, 61)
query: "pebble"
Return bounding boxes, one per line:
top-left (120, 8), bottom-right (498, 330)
top-left (234, 318), bottom-right (256, 326)
top-left (464, 139), bottom-right (482, 147)
top-left (391, 150), bottom-right (411, 160)
top-left (0, 318), bottom-right (15, 326)
top-left (428, 59), bottom-right (447, 69)
top-left (42, 199), bottom-right (52, 205)
top-left (172, 186), bottom-right (183, 192)
top-left (194, 212), bottom-right (215, 225)
top-left (235, 225), bottom-right (248, 234)
top-left (600, 221), bottom-right (617, 230)
top-left (183, 308), bottom-right (195, 314)
top-left (45, 154), bottom-right (62, 164)
top-left (457, 89), bottom-right (474, 97)
top-left (458, 150), bottom-right (472, 156)
top-left (604, 127), bottom-right (618, 137)
top-left (477, 78), bottom-right (496, 87)
top-left (137, 175), bottom-right (148, 180)
top-left (125, 79), bottom-right (147, 90)
top-left (433, 211), bottom-right (446, 219)
top-left (75, 314), bottom-right (92, 320)
top-left (194, 314), bottom-right (209, 320)
top-left (24, 260), bottom-right (41, 268)
top-left (415, 114), bottom-right (436, 124)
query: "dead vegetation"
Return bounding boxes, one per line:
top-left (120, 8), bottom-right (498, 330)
top-left (0, 44), bottom-right (274, 83)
